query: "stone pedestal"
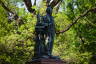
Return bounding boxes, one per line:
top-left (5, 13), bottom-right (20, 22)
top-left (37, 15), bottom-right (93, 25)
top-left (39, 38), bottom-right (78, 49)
top-left (26, 58), bottom-right (66, 64)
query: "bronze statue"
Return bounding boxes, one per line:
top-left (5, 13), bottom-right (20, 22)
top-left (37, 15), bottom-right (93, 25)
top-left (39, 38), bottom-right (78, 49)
top-left (33, 6), bottom-right (57, 59)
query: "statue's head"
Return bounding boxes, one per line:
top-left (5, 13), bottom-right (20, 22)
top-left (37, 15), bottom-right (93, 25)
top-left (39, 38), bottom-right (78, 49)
top-left (46, 6), bottom-right (52, 15)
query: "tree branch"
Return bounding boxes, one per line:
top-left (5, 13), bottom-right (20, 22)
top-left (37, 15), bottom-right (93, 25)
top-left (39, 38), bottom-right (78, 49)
top-left (0, 0), bottom-right (14, 14)
top-left (50, 0), bottom-right (62, 8)
top-left (23, 0), bottom-right (35, 14)
top-left (56, 7), bottom-right (96, 34)
top-left (56, 1), bottom-right (61, 13)
top-left (0, 0), bottom-right (19, 20)
top-left (34, 0), bottom-right (36, 6)
top-left (0, 0), bottom-right (24, 26)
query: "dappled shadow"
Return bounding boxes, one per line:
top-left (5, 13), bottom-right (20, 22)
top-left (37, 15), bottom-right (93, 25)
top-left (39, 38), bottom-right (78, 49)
top-left (89, 54), bottom-right (96, 64)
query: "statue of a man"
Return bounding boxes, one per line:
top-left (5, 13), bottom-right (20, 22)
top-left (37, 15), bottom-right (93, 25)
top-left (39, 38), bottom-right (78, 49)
top-left (33, 6), bottom-right (55, 59)
top-left (43, 6), bottom-right (55, 57)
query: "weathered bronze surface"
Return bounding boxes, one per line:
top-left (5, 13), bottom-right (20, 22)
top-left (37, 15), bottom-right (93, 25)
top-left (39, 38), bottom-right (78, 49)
top-left (33, 6), bottom-right (55, 59)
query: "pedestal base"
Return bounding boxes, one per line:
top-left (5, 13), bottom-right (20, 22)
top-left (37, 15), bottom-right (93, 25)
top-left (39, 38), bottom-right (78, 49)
top-left (26, 58), bottom-right (66, 64)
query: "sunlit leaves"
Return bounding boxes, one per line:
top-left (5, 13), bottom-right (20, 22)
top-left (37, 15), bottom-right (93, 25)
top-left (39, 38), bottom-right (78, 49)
top-left (0, 0), bottom-right (96, 64)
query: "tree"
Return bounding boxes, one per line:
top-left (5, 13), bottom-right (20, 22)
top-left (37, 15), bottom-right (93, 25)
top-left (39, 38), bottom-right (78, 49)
top-left (0, 0), bottom-right (96, 64)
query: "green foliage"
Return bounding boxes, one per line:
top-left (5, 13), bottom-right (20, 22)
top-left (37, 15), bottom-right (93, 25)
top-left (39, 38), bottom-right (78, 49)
top-left (0, 0), bottom-right (96, 64)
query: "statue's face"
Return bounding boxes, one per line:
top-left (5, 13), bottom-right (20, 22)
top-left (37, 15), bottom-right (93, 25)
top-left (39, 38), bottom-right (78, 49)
top-left (46, 7), bottom-right (52, 15)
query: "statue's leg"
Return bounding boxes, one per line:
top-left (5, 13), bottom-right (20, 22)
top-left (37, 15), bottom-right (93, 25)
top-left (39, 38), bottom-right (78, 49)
top-left (40, 34), bottom-right (46, 56)
top-left (34, 34), bottom-right (42, 58)
top-left (46, 32), bottom-right (55, 56)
